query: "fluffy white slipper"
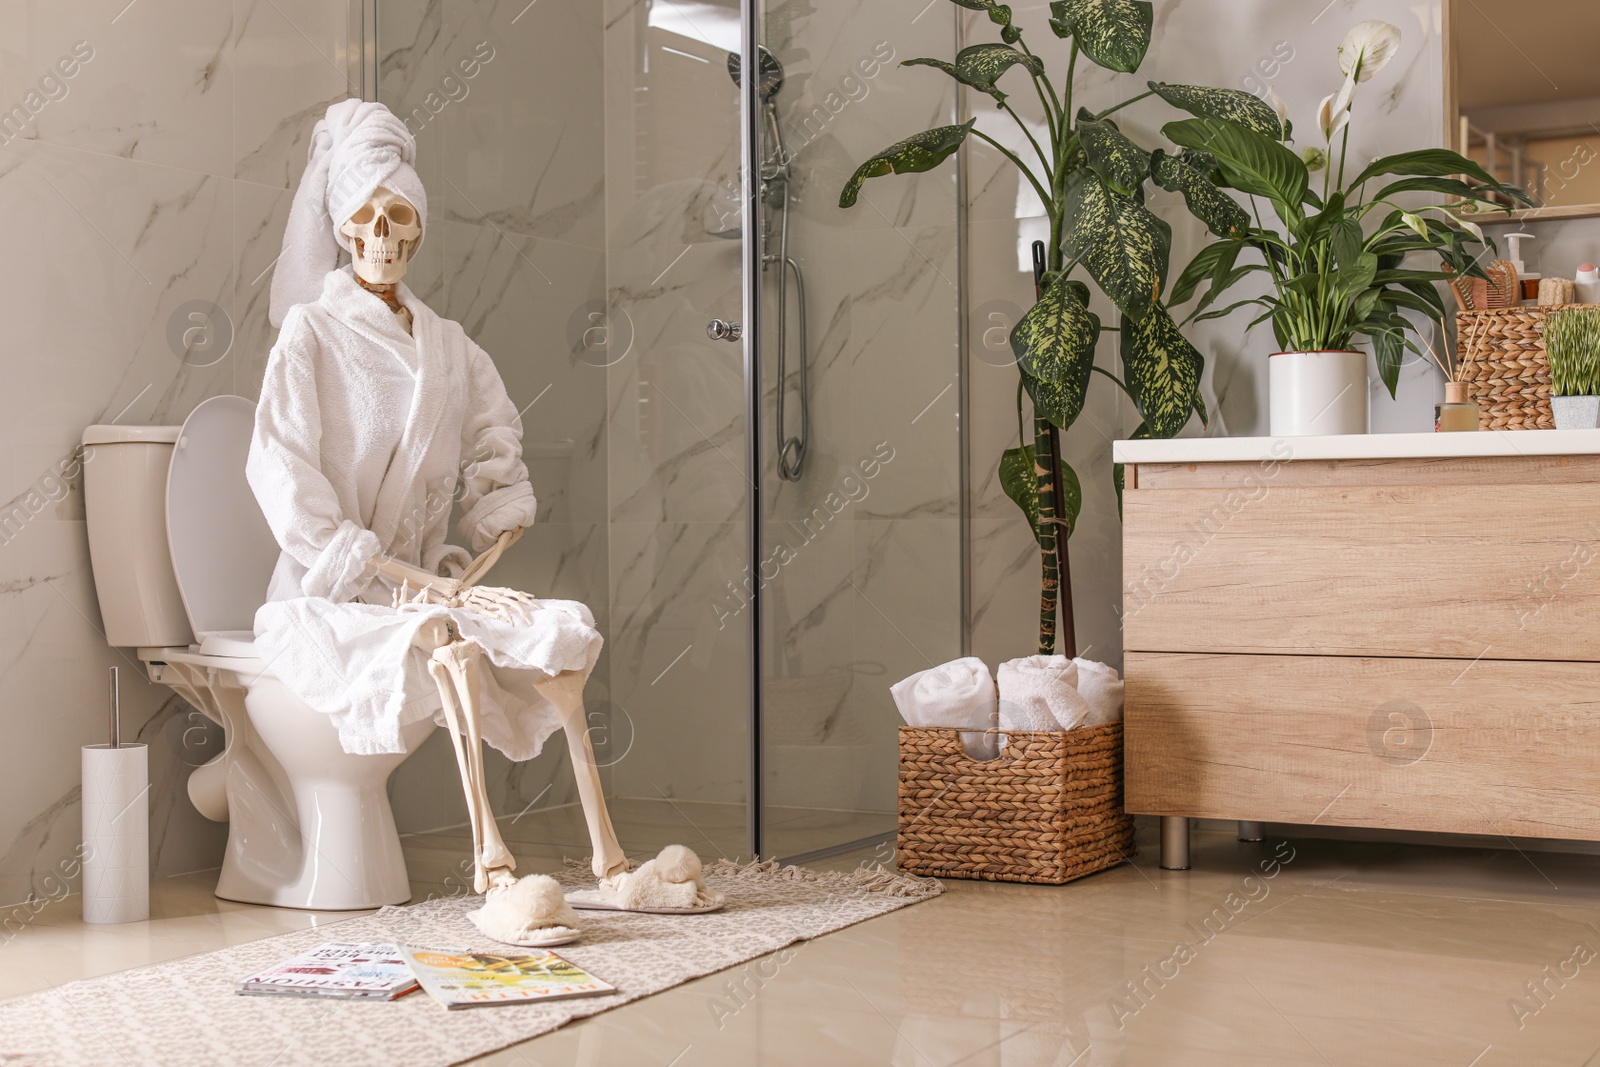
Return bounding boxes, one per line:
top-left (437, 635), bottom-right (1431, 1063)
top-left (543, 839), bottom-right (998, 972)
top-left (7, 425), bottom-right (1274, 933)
top-left (468, 873), bottom-right (584, 947)
top-left (566, 845), bottom-right (727, 914)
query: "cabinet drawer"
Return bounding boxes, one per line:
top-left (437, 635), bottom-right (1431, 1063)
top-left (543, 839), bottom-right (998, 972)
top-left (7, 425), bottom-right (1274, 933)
top-left (1123, 481), bottom-right (1600, 660)
top-left (1124, 651), bottom-right (1600, 840)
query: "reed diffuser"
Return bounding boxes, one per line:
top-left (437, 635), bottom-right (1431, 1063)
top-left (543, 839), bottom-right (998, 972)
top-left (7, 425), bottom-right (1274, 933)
top-left (1546, 307), bottom-right (1600, 429)
top-left (1423, 329), bottom-right (1480, 432)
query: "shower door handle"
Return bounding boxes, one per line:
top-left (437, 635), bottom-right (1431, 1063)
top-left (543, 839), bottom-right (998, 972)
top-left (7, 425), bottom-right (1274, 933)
top-left (706, 319), bottom-right (742, 342)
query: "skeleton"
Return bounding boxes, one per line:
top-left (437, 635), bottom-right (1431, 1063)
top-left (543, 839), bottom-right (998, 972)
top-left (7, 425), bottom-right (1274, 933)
top-left (333, 189), bottom-right (710, 933)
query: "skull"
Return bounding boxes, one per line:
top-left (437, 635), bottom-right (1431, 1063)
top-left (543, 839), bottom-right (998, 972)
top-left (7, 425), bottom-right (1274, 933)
top-left (340, 187), bottom-right (421, 285)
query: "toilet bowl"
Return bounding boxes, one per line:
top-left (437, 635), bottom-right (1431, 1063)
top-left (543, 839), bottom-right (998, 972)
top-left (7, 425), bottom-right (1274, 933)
top-left (83, 396), bottom-right (434, 911)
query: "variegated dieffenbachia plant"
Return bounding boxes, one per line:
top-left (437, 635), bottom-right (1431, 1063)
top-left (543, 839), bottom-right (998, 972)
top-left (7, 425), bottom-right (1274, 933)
top-left (838, 0), bottom-right (1284, 654)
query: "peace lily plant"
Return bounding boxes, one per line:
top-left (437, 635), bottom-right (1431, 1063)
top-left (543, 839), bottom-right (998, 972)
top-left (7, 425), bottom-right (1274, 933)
top-left (839, 0), bottom-right (1294, 653)
top-left (1167, 20), bottom-right (1529, 431)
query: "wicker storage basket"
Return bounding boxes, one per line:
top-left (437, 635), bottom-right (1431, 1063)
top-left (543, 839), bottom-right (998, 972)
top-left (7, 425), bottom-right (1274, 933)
top-left (1454, 306), bottom-right (1583, 430)
top-left (896, 722), bottom-right (1135, 885)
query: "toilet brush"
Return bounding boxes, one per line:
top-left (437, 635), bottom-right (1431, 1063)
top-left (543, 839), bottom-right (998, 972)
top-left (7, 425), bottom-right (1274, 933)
top-left (81, 666), bottom-right (149, 923)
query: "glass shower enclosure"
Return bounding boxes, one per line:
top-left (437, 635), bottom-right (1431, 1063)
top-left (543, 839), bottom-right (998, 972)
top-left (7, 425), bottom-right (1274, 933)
top-left (367, 0), bottom-right (962, 860)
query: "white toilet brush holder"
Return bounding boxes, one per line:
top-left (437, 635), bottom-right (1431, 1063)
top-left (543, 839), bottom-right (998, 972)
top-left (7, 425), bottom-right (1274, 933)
top-left (82, 667), bottom-right (148, 924)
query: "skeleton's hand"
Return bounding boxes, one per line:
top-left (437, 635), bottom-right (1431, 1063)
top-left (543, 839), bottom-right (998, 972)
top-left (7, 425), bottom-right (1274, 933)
top-left (453, 586), bottom-right (542, 625)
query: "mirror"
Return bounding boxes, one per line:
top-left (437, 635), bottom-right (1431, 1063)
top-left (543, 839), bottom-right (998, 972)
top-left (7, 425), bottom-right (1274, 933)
top-left (1447, 0), bottom-right (1600, 218)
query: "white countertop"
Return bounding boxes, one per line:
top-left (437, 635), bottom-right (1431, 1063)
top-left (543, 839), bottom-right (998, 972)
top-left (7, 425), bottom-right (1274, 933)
top-left (1112, 428), bottom-right (1600, 464)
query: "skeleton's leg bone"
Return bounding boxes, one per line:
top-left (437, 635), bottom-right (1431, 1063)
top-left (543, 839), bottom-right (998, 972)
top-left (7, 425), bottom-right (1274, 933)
top-left (428, 657), bottom-right (485, 882)
top-left (434, 640), bottom-right (517, 892)
top-left (415, 617), bottom-right (490, 884)
top-left (539, 670), bottom-right (628, 881)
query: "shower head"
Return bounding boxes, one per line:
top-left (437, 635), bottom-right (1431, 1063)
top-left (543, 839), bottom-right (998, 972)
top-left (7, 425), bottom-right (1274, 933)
top-left (727, 46), bottom-right (784, 99)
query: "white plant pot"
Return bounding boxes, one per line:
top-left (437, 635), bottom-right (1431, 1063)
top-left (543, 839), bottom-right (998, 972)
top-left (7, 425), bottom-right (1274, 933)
top-left (1269, 350), bottom-right (1369, 436)
top-left (1552, 395), bottom-right (1600, 429)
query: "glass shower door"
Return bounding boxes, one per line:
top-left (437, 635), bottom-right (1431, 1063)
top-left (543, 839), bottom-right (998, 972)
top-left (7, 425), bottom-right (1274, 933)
top-left (377, 0), bottom-right (755, 858)
top-left (374, 0), bottom-right (962, 864)
top-left (750, 2), bottom-right (965, 860)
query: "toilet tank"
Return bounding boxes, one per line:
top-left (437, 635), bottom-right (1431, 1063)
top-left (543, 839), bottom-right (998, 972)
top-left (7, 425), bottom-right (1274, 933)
top-left (82, 425), bottom-right (194, 648)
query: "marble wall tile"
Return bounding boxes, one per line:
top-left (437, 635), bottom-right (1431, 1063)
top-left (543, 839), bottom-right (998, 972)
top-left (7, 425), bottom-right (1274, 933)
top-left (0, 140), bottom-right (235, 488)
top-left (0, 517), bottom-right (228, 906)
top-left (233, 0), bottom-right (354, 188)
top-left (848, 517), bottom-right (961, 811)
top-left (768, 8), bottom-right (960, 237)
top-left (601, 0), bottom-right (743, 257)
top-left (604, 238), bottom-right (748, 525)
top-left (760, 514), bottom-right (855, 674)
top-left (231, 180), bottom-right (294, 401)
top-left (605, 520), bottom-right (751, 806)
top-left (428, 218), bottom-right (610, 525)
top-left (6, 0), bottom-right (234, 178)
top-left (426, 0), bottom-right (605, 250)
top-left (755, 222), bottom-right (961, 528)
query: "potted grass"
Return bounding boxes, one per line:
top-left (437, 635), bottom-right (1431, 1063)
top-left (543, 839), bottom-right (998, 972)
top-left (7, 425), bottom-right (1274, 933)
top-left (1165, 20), bottom-right (1530, 435)
top-left (1546, 307), bottom-right (1600, 429)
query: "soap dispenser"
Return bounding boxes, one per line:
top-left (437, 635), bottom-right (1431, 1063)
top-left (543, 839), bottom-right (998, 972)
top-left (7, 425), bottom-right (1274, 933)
top-left (1507, 232), bottom-right (1539, 303)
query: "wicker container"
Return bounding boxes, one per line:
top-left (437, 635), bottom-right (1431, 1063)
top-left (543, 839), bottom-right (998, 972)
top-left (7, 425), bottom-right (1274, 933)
top-left (1453, 306), bottom-right (1593, 430)
top-left (896, 722), bottom-right (1135, 885)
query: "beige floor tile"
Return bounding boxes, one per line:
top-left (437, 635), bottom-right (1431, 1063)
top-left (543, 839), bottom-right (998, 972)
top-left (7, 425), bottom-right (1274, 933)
top-left (17, 818), bottom-right (1600, 1063)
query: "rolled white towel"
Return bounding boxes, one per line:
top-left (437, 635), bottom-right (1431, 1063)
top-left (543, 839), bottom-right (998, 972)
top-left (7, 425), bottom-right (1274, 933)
top-left (890, 657), bottom-right (998, 759)
top-left (997, 655), bottom-right (1092, 733)
top-left (1074, 658), bottom-right (1125, 725)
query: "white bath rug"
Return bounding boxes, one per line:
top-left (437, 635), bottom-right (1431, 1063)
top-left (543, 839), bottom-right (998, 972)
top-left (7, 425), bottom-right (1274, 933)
top-left (0, 860), bottom-right (940, 1067)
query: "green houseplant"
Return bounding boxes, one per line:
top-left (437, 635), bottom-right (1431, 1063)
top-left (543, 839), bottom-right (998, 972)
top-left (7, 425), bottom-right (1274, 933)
top-left (1162, 20), bottom-right (1529, 434)
top-left (838, 0), bottom-right (1292, 653)
top-left (1545, 307), bottom-right (1600, 429)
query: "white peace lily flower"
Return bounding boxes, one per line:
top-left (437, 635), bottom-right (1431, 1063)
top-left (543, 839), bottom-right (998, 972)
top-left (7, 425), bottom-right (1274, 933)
top-left (1317, 89), bottom-right (1351, 140)
top-left (1400, 211), bottom-right (1429, 239)
top-left (1332, 74), bottom-right (1356, 120)
top-left (1266, 84), bottom-right (1289, 129)
top-left (1456, 216), bottom-right (1484, 243)
top-left (1338, 21), bottom-right (1402, 83)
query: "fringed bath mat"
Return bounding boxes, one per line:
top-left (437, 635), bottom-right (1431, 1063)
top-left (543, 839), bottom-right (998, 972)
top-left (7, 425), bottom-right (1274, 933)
top-left (0, 860), bottom-right (940, 1067)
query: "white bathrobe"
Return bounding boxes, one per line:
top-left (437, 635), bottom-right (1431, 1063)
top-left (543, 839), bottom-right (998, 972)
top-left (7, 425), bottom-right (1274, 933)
top-left (248, 266), bottom-right (602, 758)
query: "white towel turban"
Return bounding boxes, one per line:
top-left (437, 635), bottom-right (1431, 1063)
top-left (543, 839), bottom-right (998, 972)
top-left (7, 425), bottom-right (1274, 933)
top-left (269, 99), bottom-right (429, 327)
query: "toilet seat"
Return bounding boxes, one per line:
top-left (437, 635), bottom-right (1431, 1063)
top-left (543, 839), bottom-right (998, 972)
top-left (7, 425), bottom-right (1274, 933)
top-left (165, 396), bottom-right (280, 640)
top-left (195, 629), bottom-right (260, 658)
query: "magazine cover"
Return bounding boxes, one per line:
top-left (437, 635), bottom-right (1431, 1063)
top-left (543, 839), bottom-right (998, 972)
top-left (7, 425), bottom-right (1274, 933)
top-left (236, 942), bottom-right (418, 1001)
top-left (401, 947), bottom-right (617, 1010)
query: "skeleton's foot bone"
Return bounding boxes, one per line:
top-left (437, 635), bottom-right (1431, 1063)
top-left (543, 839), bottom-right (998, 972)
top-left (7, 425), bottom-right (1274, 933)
top-left (468, 874), bottom-right (583, 948)
top-left (566, 845), bottom-right (726, 914)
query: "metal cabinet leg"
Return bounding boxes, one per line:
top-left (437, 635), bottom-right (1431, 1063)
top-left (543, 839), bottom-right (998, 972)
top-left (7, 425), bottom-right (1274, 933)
top-left (1160, 816), bottom-right (1190, 870)
top-left (1237, 821), bottom-right (1265, 842)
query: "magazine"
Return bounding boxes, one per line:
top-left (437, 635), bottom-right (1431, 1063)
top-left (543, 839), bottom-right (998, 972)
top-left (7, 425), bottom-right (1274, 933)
top-left (401, 946), bottom-right (617, 1010)
top-left (236, 942), bottom-right (418, 1001)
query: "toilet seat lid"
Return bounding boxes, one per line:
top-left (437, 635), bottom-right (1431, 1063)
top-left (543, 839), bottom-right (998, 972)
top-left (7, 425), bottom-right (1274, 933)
top-left (167, 396), bottom-right (280, 636)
